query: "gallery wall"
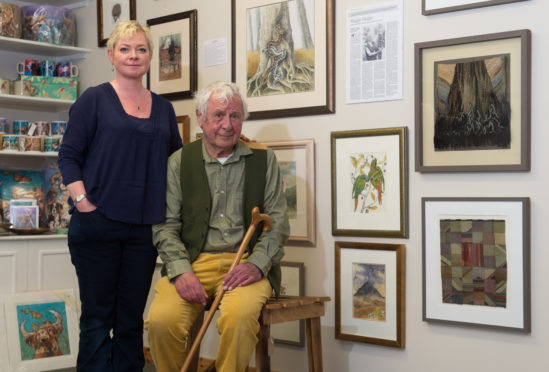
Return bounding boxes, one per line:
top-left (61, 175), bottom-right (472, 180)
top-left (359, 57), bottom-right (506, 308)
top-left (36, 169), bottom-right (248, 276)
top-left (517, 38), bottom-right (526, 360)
top-left (73, 1), bottom-right (548, 371)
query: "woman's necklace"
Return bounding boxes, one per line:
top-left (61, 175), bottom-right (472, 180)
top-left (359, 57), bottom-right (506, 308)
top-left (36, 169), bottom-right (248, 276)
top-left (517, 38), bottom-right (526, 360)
top-left (112, 81), bottom-right (147, 111)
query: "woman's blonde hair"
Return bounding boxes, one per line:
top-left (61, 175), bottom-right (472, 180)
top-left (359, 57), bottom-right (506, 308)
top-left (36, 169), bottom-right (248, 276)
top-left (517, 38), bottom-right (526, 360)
top-left (107, 20), bottom-right (154, 56)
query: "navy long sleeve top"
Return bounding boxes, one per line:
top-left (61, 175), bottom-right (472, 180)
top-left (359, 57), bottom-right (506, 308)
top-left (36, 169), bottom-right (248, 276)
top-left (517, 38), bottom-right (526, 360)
top-left (58, 83), bottom-right (183, 225)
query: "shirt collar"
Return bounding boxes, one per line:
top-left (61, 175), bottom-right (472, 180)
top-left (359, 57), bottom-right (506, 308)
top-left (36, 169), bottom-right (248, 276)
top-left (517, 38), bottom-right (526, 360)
top-left (201, 140), bottom-right (253, 164)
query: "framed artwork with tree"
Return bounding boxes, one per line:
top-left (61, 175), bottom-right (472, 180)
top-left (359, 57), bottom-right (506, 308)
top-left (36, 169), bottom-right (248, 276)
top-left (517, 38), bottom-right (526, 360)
top-left (232, 0), bottom-right (335, 119)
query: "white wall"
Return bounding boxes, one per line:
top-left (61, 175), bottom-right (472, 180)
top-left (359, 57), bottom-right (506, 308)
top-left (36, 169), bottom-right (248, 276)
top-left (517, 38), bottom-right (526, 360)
top-left (74, 1), bottom-right (549, 371)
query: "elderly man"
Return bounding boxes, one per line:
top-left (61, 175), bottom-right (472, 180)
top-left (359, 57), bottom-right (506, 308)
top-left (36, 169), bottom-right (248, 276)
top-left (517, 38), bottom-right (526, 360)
top-left (145, 81), bottom-right (289, 372)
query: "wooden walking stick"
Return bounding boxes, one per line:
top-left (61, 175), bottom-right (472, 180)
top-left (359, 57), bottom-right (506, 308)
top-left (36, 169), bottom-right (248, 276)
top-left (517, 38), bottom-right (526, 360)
top-left (180, 206), bottom-right (273, 372)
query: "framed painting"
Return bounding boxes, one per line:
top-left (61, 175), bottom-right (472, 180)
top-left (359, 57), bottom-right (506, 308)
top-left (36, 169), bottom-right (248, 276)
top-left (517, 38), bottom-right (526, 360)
top-left (415, 29), bottom-right (531, 172)
top-left (335, 241), bottom-right (405, 348)
top-left (176, 115), bottom-right (190, 145)
top-left (4, 289), bottom-right (80, 371)
top-left (231, 0), bottom-right (335, 120)
top-left (147, 10), bottom-right (198, 101)
top-left (97, 0), bottom-right (136, 47)
top-left (272, 262), bottom-right (305, 346)
top-left (331, 127), bottom-right (408, 238)
top-left (422, 0), bottom-right (529, 15)
top-left (422, 197), bottom-right (531, 332)
top-left (263, 139), bottom-right (316, 245)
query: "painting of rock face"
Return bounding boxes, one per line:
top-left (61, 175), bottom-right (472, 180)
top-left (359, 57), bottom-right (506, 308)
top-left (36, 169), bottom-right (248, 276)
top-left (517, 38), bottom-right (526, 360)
top-left (246, 0), bottom-right (315, 97)
top-left (440, 219), bottom-right (507, 308)
top-left (352, 262), bottom-right (386, 321)
top-left (434, 54), bottom-right (511, 151)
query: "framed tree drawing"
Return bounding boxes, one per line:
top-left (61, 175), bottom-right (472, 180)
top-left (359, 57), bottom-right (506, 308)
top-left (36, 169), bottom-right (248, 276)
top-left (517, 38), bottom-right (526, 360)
top-left (232, 0), bottom-right (335, 120)
top-left (147, 10), bottom-right (198, 101)
top-left (422, 197), bottom-right (531, 331)
top-left (3, 289), bottom-right (80, 371)
top-left (335, 241), bottom-right (405, 348)
top-left (263, 139), bottom-right (316, 245)
top-left (97, 0), bottom-right (136, 47)
top-left (415, 29), bottom-right (531, 172)
top-left (331, 127), bottom-right (408, 238)
top-left (422, 0), bottom-right (529, 15)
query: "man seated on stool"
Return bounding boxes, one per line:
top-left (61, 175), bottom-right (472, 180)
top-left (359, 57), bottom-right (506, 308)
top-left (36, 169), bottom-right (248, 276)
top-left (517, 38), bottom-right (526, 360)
top-left (145, 81), bottom-right (289, 372)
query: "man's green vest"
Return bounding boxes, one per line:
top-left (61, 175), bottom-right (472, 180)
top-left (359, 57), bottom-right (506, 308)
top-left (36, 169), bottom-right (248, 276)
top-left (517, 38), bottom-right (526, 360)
top-left (179, 140), bottom-right (281, 296)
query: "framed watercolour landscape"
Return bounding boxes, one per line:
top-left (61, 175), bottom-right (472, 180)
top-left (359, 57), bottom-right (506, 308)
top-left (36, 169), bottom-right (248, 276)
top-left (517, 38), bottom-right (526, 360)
top-left (331, 127), bottom-right (408, 238)
top-left (264, 139), bottom-right (316, 245)
top-left (147, 10), bottom-right (197, 101)
top-left (422, 197), bottom-right (531, 332)
top-left (415, 29), bottom-right (531, 172)
top-left (422, 0), bottom-right (529, 15)
top-left (335, 241), bottom-right (405, 348)
top-left (232, 0), bottom-right (335, 119)
top-left (3, 289), bottom-right (80, 371)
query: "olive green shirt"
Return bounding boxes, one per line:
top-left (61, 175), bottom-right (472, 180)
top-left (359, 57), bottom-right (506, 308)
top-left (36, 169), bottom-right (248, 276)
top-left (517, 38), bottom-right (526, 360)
top-left (152, 141), bottom-right (289, 280)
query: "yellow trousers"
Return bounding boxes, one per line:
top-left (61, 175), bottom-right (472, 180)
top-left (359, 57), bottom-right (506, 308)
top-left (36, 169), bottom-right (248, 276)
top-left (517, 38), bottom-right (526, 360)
top-left (145, 253), bottom-right (272, 372)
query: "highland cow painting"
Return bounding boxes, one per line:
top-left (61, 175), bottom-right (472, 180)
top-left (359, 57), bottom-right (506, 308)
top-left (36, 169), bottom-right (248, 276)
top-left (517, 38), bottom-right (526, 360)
top-left (434, 54), bottom-right (511, 151)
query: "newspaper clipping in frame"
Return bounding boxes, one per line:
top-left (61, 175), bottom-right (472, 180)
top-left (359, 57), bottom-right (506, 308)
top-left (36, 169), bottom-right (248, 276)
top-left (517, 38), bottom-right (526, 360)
top-left (346, 0), bottom-right (403, 104)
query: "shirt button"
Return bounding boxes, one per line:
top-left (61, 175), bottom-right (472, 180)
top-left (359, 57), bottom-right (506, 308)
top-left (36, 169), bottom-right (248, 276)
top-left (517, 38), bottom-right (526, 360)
top-left (220, 213), bottom-right (224, 218)
top-left (220, 190), bottom-right (225, 194)
top-left (224, 232), bottom-right (228, 237)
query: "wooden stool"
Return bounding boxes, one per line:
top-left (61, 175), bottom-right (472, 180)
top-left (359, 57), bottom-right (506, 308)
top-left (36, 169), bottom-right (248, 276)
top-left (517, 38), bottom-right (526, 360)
top-left (189, 295), bottom-right (330, 372)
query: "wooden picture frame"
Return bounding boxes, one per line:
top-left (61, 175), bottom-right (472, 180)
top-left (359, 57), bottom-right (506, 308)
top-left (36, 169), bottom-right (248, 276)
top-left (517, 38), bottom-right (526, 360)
top-left (335, 241), bottom-right (405, 348)
top-left (422, 0), bottom-right (529, 15)
top-left (176, 115), bottom-right (190, 145)
top-left (422, 197), bottom-right (531, 332)
top-left (97, 0), bottom-right (136, 47)
top-left (272, 262), bottom-right (305, 346)
top-left (263, 139), bottom-right (316, 245)
top-left (331, 127), bottom-right (408, 238)
top-left (231, 0), bottom-right (335, 120)
top-left (3, 289), bottom-right (80, 371)
top-left (415, 29), bottom-right (531, 172)
top-left (147, 10), bottom-right (198, 101)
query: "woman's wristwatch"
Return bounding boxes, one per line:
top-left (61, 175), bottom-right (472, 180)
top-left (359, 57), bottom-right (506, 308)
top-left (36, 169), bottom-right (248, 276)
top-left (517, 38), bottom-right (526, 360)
top-left (74, 194), bottom-right (87, 204)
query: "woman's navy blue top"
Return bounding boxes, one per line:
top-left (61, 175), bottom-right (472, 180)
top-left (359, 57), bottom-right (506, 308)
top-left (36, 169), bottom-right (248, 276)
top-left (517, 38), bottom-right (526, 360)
top-left (58, 83), bottom-right (183, 225)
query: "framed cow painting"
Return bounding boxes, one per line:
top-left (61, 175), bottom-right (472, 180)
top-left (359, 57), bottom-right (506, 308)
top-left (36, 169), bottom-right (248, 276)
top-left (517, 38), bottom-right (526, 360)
top-left (3, 289), bottom-right (79, 371)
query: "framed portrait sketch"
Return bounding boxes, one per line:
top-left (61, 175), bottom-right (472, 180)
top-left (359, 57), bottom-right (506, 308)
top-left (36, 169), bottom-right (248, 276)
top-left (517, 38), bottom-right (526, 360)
top-left (3, 289), bottom-right (80, 371)
top-left (415, 29), bottom-right (531, 172)
top-left (147, 10), bottom-right (197, 101)
top-left (335, 241), bottom-right (405, 348)
top-left (422, 0), bottom-right (529, 15)
top-left (331, 127), bottom-right (408, 238)
top-left (232, 0), bottom-right (335, 120)
top-left (97, 0), bottom-right (136, 47)
top-left (264, 139), bottom-right (316, 245)
top-left (422, 197), bottom-right (531, 332)
top-left (176, 115), bottom-right (190, 145)
top-left (272, 262), bottom-right (305, 346)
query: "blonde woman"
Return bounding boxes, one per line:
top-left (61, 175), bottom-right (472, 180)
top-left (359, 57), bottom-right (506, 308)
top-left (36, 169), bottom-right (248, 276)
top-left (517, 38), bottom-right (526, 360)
top-left (58, 21), bottom-right (182, 371)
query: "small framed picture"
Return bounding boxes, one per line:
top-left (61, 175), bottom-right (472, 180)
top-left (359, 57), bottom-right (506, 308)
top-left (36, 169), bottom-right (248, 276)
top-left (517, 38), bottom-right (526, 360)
top-left (263, 139), bottom-right (316, 245)
top-left (335, 241), bottom-right (405, 348)
top-left (147, 10), bottom-right (198, 101)
top-left (422, 0), bottom-right (529, 15)
top-left (3, 290), bottom-right (80, 371)
top-left (97, 0), bottom-right (136, 47)
top-left (272, 262), bottom-right (305, 346)
top-left (176, 115), bottom-right (190, 145)
top-left (331, 127), bottom-right (408, 238)
top-left (422, 197), bottom-right (531, 331)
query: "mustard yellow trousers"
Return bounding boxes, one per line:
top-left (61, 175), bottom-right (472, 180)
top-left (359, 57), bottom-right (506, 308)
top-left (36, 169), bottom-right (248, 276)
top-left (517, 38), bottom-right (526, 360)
top-left (145, 253), bottom-right (272, 372)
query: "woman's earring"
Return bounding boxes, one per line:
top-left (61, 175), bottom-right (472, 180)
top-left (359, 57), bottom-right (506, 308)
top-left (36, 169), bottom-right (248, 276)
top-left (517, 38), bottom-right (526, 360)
top-left (111, 65), bottom-right (114, 72)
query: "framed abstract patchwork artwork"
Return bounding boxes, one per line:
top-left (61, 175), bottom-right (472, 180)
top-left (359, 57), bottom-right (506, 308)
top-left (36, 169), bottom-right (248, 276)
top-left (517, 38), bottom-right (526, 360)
top-left (422, 197), bottom-right (530, 331)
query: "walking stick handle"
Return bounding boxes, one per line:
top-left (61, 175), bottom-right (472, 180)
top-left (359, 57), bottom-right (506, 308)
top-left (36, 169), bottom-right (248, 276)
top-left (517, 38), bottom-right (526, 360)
top-left (180, 207), bottom-right (272, 372)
